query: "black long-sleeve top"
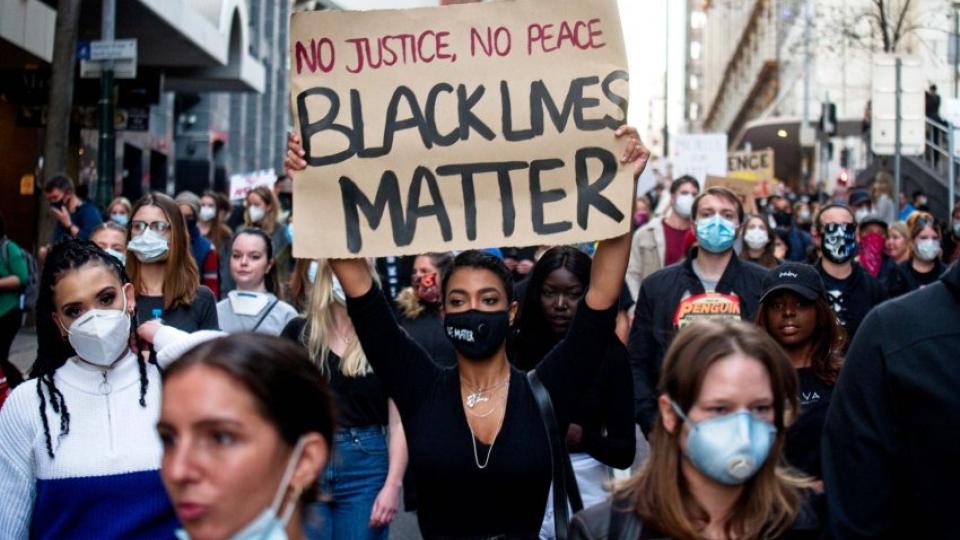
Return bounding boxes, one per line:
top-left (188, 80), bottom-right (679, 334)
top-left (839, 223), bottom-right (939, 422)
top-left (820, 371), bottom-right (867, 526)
top-left (346, 285), bottom-right (617, 538)
top-left (566, 336), bottom-right (635, 469)
top-left (822, 262), bottom-right (960, 539)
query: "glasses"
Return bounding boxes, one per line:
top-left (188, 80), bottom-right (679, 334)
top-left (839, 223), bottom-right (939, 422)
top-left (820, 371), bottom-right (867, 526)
top-left (131, 220), bottom-right (171, 234)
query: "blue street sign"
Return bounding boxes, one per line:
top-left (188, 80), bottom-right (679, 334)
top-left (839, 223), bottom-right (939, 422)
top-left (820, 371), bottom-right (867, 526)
top-left (77, 40), bottom-right (91, 61)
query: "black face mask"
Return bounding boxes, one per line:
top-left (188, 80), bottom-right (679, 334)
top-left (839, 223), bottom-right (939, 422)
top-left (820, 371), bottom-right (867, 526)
top-left (773, 211), bottom-right (792, 228)
top-left (444, 309), bottom-right (509, 361)
top-left (278, 192), bottom-right (293, 212)
top-left (50, 200), bottom-right (65, 211)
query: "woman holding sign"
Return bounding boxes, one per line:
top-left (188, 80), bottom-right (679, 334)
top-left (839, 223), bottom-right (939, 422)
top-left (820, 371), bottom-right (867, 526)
top-left (286, 127), bottom-right (647, 538)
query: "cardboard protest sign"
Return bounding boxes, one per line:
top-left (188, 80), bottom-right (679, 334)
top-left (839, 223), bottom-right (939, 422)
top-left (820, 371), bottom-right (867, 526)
top-left (706, 175), bottom-right (758, 214)
top-left (728, 148), bottom-right (774, 182)
top-left (289, 0), bottom-right (631, 258)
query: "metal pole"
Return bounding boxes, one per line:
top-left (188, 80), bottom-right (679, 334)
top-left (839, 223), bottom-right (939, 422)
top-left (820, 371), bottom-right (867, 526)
top-left (955, 6), bottom-right (959, 99)
top-left (663, 0), bottom-right (670, 157)
top-left (894, 57), bottom-right (902, 202)
top-left (949, 121), bottom-right (956, 218)
top-left (802, 0), bottom-right (811, 128)
top-left (96, 0), bottom-right (116, 210)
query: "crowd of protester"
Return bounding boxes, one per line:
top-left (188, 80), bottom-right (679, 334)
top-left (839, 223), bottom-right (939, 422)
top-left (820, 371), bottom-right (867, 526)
top-left (0, 129), bottom-right (958, 540)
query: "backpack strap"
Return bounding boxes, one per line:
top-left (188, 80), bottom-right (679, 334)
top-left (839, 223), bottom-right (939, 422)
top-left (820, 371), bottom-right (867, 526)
top-left (528, 369), bottom-right (583, 540)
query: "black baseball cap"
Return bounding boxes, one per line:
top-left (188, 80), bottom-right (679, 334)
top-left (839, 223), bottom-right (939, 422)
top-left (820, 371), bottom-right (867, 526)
top-left (857, 215), bottom-right (888, 232)
top-left (759, 263), bottom-right (826, 304)
top-left (849, 190), bottom-right (872, 208)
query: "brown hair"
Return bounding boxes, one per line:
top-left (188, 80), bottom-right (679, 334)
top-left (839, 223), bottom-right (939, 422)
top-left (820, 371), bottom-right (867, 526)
top-left (287, 258), bottom-right (313, 312)
top-left (756, 294), bottom-right (845, 385)
top-left (200, 191), bottom-right (232, 253)
top-left (127, 192), bottom-right (200, 310)
top-left (618, 320), bottom-right (805, 540)
top-left (692, 186), bottom-right (745, 224)
top-left (245, 186), bottom-right (281, 235)
top-left (741, 214), bottom-right (779, 269)
top-left (905, 211), bottom-right (939, 260)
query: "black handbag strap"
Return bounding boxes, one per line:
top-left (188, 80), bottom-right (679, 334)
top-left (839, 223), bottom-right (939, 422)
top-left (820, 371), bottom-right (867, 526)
top-left (251, 297), bottom-right (280, 331)
top-left (527, 369), bottom-right (583, 540)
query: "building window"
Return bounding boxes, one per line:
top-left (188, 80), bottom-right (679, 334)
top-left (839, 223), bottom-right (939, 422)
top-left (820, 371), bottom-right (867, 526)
top-left (691, 41), bottom-right (702, 61)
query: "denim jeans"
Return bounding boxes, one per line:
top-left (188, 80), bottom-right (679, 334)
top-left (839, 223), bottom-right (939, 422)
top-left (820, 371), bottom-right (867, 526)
top-left (306, 426), bottom-right (389, 540)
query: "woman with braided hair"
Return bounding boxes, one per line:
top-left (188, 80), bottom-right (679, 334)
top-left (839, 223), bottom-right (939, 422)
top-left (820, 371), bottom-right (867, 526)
top-left (0, 240), bottom-right (180, 539)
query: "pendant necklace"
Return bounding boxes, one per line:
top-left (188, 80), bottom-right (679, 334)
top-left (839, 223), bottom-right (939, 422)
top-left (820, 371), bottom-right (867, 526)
top-left (461, 376), bottom-right (509, 409)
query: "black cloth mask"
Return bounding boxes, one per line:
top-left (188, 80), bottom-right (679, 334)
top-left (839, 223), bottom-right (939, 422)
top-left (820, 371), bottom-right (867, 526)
top-left (443, 309), bottom-right (509, 361)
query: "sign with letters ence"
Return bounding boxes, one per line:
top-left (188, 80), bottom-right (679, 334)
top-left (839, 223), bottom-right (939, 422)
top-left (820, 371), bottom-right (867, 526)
top-left (289, 0), bottom-right (632, 258)
top-left (727, 148), bottom-right (774, 182)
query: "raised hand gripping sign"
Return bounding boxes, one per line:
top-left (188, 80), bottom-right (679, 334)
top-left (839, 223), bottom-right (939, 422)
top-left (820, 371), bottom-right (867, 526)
top-left (289, 0), bottom-right (631, 258)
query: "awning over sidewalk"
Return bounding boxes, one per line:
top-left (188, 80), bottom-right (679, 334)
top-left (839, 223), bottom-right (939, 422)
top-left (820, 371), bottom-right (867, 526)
top-left (1, 0), bottom-right (264, 92)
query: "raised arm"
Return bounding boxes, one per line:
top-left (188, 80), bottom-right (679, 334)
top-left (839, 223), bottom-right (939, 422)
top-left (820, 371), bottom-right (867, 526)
top-left (584, 126), bottom-right (649, 312)
top-left (329, 258), bottom-right (375, 299)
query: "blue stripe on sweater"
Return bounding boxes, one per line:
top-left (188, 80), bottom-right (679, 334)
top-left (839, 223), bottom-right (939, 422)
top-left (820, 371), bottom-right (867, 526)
top-left (31, 470), bottom-right (178, 540)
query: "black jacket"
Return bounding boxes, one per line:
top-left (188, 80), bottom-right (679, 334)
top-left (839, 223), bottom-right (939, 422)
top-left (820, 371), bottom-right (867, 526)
top-left (823, 262), bottom-right (960, 539)
top-left (815, 261), bottom-right (886, 343)
top-left (886, 259), bottom-right (946, 298)
top-left (570, 494), bottom-right (821, 540)
top-left (627, 250), bottom-right (767, 434)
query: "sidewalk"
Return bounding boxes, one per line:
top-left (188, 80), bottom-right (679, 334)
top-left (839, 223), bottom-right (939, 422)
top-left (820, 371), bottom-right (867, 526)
top-left (9, 325), bottom-right (36, 378)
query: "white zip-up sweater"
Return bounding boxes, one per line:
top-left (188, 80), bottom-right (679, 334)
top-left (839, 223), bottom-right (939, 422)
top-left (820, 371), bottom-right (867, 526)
top-left (0, 352), bottom-right (174, 539)
top-left (0, 328), bottom-right (223, 539)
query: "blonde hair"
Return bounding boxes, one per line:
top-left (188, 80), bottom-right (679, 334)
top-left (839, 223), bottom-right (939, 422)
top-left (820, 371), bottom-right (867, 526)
top-left (872, 171), bottom-right (893, 199)
top-left (301, 259), bottom-right (379, 378)
top-left (107, 196), bottom-right (132, 215)
top-left (617, 320), bottom-right (808, 540)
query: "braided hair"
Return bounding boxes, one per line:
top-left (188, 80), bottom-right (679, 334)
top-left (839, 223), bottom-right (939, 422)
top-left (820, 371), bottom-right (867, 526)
top-left (32, 240), bottom-right (152, 459)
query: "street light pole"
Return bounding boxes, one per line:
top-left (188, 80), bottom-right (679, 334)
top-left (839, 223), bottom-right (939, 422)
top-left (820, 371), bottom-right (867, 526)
top-left (663, 0), bottom-right (670, 157)
top-left (96, 0), bottom-right (116, 210)
top-left (894, 57), bottom-right (902, 200)
top-left (802, 0), bottom-right (811, 129)
top-left (954, 3), bottom-right (959, 98)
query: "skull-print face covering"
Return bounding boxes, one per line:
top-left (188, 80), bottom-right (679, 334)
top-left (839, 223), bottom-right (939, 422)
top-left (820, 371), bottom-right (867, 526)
top-left (820, 223), bottom-right (857, 264)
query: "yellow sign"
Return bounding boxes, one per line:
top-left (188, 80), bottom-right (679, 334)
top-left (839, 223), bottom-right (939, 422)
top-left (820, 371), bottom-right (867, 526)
top-left (19, 174), bottom-right (35, 196)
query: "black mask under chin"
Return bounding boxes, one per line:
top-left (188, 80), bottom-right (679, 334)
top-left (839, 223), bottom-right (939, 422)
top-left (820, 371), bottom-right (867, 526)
top-left (444, 309), bottom-right (509, 361)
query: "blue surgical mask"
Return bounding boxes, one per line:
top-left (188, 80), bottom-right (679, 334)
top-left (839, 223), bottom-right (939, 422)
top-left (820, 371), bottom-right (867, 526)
top-left (104, 248), bottom-right (126, 266)
top-left (285, 224), bottom-right (294, 244)
top-left (331, 274), bottom-right (346, 304)
top-left (175, 437), bottom-right (307, 540)
top-left (953, 221), bottom-right (960, 237)
top-left (307, 260), bottom-right (319, 284)
top-left (696, 215), bottom-right (737, 253)
top-left (671, 401), bottom-right (775, 485)
top-left (110, 213), bottom-right (129, 226)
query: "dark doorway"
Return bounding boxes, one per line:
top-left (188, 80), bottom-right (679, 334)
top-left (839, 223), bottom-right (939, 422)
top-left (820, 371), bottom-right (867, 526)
top-left (150, 151), bottom-right (167, 194)
top-left (212, 140), bottom-right (227, 194)
top-left (122, 144), bottom-right (143, 201)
